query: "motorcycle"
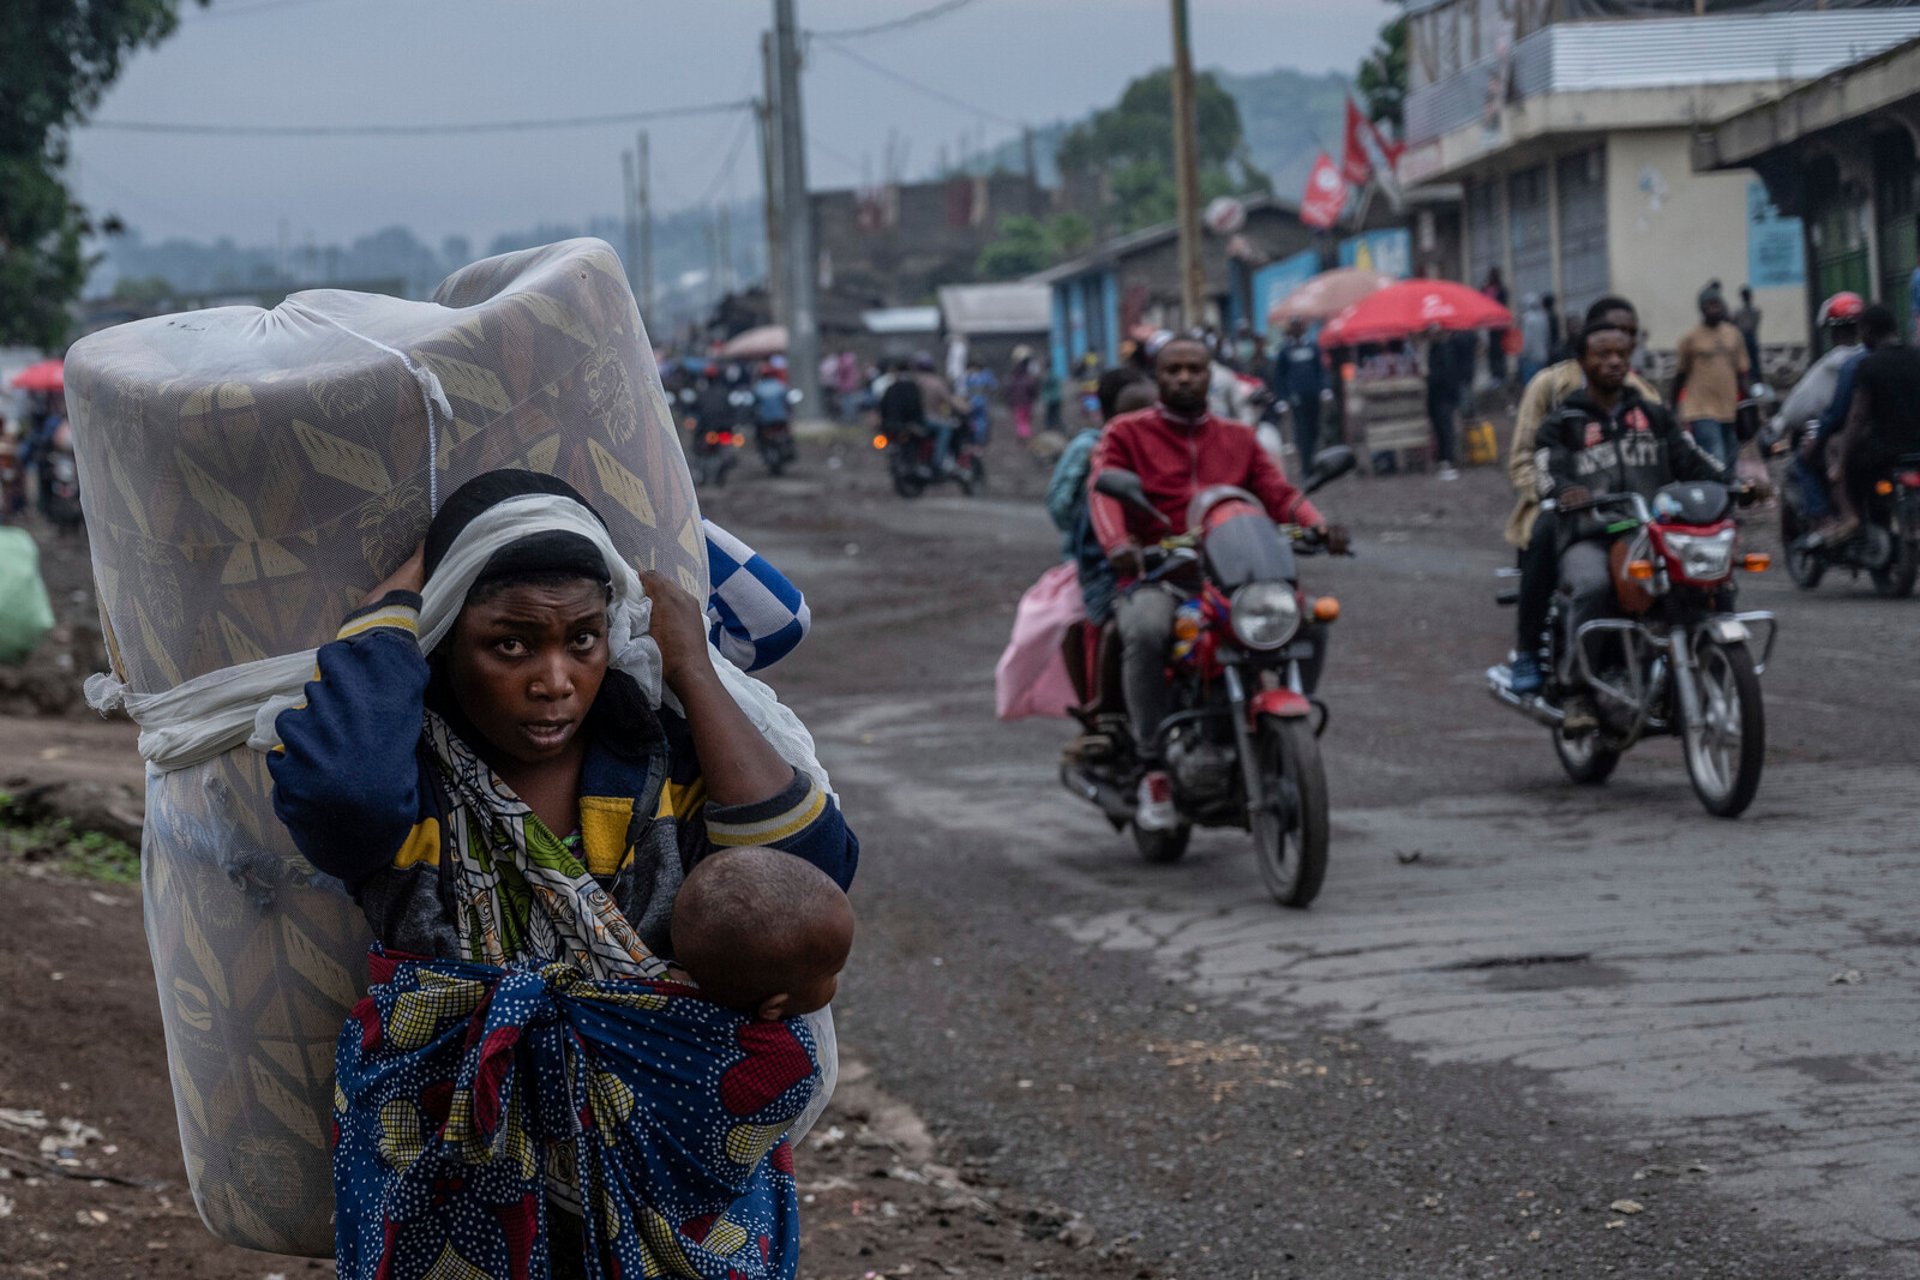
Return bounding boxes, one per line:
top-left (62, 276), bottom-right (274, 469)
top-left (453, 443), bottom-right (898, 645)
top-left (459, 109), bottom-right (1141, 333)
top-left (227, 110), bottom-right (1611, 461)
top-left (1778, 430), bottom-right (1920, 598)
top-left (872, 418), bottom-right (985, 499)
top-left (687, 385), bottom-right (754, 488)
top-left (1060, 447), bottom-right (1356, 907)
top-left (755, 387), bottom-right (803, 477)
top-left (1488, 481), bottom-right (1777, 818)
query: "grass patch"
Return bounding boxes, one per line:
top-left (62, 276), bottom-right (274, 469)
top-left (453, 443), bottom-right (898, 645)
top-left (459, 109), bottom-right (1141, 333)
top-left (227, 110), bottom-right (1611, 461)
top-left (0, 792), bottom-right (140, 886)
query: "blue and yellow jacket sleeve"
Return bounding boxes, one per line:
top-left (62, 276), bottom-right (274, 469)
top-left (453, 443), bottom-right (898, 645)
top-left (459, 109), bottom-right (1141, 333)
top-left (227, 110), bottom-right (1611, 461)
top-left (267, 590), bottom-right (428, 886)
top-left (701, 768), bottom-right (858, 891)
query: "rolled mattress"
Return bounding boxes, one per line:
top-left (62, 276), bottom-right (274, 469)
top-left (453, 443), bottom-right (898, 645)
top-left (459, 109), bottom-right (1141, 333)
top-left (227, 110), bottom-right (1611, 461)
top-left (65, 238), bottom-right (705, 1255)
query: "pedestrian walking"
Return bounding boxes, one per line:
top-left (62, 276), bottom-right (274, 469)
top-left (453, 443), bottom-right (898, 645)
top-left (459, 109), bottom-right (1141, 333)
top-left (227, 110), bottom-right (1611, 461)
top-left (1673, 281), bottom-right (1751, 472)
top-left (1423, 324), bottom-right (1463, 480)
top-left (1482, 267), bottom-right (1511, 386)
top-left (1734, 285), bottom-right (1763, 382)
top-left (1518, 293), bottom-right (1551, 388)
top-left (1270, 318), bottom-right (1327, 468)
top-left (1007, 353), bottom-right (1039, 440)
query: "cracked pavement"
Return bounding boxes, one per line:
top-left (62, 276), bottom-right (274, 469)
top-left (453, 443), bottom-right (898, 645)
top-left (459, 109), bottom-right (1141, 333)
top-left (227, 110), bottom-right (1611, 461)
top-left (703, 444), bottom-right (1920, 1278)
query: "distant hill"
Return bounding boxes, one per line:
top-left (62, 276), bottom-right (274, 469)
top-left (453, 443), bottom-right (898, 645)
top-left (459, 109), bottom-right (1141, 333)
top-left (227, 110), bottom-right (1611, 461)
top-left (1216, 67), bottom-right (1351, 199)
top-left (974, 65), bottom-right (1351, 205)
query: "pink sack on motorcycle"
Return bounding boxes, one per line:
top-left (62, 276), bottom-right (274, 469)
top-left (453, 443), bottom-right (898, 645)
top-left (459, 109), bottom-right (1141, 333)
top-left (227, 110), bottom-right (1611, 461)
top-left (995, 562), bottom-right (1085, 721)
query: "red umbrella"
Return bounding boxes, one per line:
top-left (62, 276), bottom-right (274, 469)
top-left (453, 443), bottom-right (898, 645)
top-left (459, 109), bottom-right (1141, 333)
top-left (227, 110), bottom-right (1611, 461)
top-left (1268, 268), bottom-right (1395, 327)
top-left (1318, 281), bottom-right (1512, 348)
top-left (10, 359), bottom-right (63, 393)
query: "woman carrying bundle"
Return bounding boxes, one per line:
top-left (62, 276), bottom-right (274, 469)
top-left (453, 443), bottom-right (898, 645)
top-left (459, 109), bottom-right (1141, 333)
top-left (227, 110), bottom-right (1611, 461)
top-left (269, 469), bottom-right (858, 1280)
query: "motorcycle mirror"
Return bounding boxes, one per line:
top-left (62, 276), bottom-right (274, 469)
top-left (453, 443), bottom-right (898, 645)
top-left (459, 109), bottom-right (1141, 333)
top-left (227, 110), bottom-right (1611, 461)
top-left (1304, 445), bottom-right (1358, 494)
top-left (1093, 469), bottom-right (1171, 526)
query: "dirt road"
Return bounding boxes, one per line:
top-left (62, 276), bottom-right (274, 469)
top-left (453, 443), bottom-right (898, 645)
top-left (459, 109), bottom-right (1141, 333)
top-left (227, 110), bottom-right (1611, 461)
top-left (4, 431), bottom-right (1916, 1278)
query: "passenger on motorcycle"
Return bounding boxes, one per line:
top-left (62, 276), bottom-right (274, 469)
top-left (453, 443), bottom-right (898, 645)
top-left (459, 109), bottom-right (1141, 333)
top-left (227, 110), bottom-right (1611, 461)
top-left (1089, 336), bottom-right (1345, 831)
top-left (1772, 292), bottom-right (1864, 534)
top-left (1824, 303), bottom-right (1920, 544)
top-left (1536, 321), bottom-right (1735, 731)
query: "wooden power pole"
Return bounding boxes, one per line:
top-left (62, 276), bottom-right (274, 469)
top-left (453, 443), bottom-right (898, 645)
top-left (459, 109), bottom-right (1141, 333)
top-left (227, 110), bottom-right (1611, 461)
top-left (1169, 0), bottom-right (1205, 332)
top-left (773, 0), bottom-right (822, 414)
top-left (636, 130), bottom-right (655, 321)
top-left (758, 32), bottom-right (787, 329)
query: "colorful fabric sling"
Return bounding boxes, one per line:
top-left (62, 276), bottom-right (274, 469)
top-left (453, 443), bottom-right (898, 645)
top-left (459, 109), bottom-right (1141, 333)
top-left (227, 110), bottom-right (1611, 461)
top-left (331, 717), bottom-right (820, 1279)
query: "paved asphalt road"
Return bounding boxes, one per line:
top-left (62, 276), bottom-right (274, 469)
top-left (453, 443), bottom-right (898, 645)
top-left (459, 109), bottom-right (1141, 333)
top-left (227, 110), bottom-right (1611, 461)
top-left (699, 438), bottom-right (1920, 1280)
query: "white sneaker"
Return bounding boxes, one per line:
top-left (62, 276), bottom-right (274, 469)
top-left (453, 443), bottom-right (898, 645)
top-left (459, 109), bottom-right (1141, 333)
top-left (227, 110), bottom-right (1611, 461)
top-left (1436, 464), bottom-right (1460, 481)
top-left (1135, 770), bottom-right (1177, 831)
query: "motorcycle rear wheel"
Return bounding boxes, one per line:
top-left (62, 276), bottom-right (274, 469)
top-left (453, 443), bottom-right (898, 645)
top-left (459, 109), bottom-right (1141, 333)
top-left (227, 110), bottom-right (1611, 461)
top-left (1683, 639), bottom-right (1765, 819)
top-left (1553, 727), bottom-right (1620, 785)
top-left (1253, 718), bottom-right (1329, 908)
top-left (1133, 822), bottom-right (1192, 864)
top-left (1779, 502), bottom-right (1826, 590)
top-left (891, 461), bottom-right (926, 499)
top-left (1870, 511), bottom-right (1917, 598)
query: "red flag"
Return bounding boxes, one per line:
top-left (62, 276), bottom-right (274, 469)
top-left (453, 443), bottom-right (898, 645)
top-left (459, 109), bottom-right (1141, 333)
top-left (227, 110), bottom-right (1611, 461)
top-left (1300, 151), bottom-right (1347, 230)
top-left (1341, 99), bottom-right (1374, 188)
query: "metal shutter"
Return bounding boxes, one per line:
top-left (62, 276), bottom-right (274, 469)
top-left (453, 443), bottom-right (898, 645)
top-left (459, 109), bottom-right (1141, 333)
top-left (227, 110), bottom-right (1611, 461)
top-left (1556, 147), bottom-right (1610, 315)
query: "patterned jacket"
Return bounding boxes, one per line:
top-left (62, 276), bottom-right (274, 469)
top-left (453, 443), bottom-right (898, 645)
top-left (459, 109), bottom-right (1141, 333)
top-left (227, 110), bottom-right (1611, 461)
top-left (267, 535), bottom-right (853, 960)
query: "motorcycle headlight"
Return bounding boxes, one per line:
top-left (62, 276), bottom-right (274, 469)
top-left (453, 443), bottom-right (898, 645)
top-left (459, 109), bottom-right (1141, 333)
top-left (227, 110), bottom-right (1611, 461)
top-left (1663, 528), bottom-right (1737, 581)
top-left (1229, 582), bottom-right (1300, 651)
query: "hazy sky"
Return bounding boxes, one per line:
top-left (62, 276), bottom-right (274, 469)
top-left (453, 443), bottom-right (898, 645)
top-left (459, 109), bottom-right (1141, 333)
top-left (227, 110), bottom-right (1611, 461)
top-left (68, 0), bottom-right (1386, 249)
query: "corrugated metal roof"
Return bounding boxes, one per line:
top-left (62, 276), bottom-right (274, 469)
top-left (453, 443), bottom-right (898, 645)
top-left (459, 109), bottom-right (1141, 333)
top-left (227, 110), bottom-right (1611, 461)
top-left (937, 283), bottom-right (1051, 336)
top-left (1549, 10), bottom-right (1920, 89)
top-left (1404, 8), bottom-right (1920, 142)
top-left (861, 307), bottom-right (941, 335)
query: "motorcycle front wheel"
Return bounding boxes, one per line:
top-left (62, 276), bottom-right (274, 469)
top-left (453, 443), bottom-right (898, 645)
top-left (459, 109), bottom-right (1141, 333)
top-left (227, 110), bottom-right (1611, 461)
top-left (1553, 727), bottom-right (1620, 785)
top-left (1253, 717), bottom-right (1329, 908)
top-left (890, 457), bottom-right (926, 499)
top-left (1683, 638), bottom-right (1765, 818)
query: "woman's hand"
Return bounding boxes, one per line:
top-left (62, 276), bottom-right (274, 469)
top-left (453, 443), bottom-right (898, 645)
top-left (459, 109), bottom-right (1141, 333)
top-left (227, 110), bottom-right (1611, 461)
top-left (360, 544), bottom-right (425, 607)
top-left (639, 569), bottom-right (715, 691)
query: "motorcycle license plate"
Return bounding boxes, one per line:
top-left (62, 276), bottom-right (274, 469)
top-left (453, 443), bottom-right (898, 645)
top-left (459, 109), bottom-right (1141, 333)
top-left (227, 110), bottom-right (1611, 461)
top-left (1278, 639), bottom-right (1316, 662)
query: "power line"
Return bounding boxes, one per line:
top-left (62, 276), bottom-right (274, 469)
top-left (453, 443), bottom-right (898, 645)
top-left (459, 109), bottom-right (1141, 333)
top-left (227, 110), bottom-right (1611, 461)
top-left (87, 99), bottom-right (754, 138)
top-left (807, 0), bottom-right (984, 40)
top-left (812, 39), bottom-right (1021, 129)
top-left (697, 111), bottom-right (758, 208)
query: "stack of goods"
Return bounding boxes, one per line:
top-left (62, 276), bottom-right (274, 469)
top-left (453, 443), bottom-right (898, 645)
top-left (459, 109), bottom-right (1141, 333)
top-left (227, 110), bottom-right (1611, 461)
top-left (65, 239), bottom-right (703, 1255)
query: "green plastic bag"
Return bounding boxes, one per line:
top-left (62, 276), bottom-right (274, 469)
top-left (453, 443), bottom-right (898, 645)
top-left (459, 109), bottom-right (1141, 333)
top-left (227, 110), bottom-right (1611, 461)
top-left (0, 526), bottom-right (55, 666)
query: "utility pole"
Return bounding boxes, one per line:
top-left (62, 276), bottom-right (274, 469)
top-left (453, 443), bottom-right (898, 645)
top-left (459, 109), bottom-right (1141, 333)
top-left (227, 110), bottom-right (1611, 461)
top-left (621, 148), bottom-right (639, 299)
top-left (1168, 0), bottom-right (1206, 332)
top-left (717, 202), bottom-right (734, 295)
top-left (636, 130), bottom-right (655, 320)
top-left (758, 32), bottom-right (787, 329)
top-left (773, 0), bottom-right (822, 415)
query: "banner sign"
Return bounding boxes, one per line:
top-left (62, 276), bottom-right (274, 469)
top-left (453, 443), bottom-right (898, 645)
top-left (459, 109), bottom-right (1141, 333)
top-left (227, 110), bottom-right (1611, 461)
top-left (1747, 181), bottom-right (1806, 290)
top-left (1338, 228), bottom-right (1413, 279)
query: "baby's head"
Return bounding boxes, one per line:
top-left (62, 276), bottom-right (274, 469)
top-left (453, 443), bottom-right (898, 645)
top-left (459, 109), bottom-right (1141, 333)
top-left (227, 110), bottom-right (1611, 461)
top-left (670, 847), bottom-right (854, 1021)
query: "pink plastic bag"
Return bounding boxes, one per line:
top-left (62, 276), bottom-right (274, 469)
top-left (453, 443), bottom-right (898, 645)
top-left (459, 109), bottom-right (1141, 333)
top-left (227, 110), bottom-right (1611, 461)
top-left (996, 562), bottom-right (1086, 721)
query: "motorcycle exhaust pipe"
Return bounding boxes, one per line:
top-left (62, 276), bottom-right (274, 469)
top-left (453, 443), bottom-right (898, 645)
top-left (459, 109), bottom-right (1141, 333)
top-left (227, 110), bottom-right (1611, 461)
top-left (1485, 667), bottom-right (1565, 729)
top-left (1059, 763), bottom-right (1136, 825)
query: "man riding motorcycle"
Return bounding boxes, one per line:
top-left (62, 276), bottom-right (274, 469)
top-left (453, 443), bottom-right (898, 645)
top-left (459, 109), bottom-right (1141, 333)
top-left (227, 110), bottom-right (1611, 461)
top-left (1536, 320), bottom-right (1741, 731)
top-left (1088, 336), bottom-right (1347, 831)
top-left (1819, 304), bottom-right (1920, 545)
top-left (1770, 292), bottom-right (1864, 533)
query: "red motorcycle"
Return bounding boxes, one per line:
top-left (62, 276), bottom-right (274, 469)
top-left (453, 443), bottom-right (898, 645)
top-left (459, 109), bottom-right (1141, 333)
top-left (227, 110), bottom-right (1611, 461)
top-left (1060, 449), bottom-right (1354, 907)
top-left (1490, 480), bottom-right (1777, 817)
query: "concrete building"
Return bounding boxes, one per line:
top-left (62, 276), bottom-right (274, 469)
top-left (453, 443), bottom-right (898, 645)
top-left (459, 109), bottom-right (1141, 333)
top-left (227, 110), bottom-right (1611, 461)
top-left (1398, 0), bottom-right (1920, 372)
top-left (1693, 34), bottom-right (1920, 341)
top-left (811, 173), bottom-right (1049, 309)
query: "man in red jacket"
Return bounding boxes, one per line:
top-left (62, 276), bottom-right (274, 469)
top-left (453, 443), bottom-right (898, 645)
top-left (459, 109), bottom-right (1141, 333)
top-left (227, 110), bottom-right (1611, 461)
top-left (1088, 336), bottom-right (1344, 831)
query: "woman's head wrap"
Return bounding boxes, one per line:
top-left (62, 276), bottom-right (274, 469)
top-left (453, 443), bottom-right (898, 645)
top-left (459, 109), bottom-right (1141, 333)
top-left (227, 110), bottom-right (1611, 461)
top-left (425, 470), bottom-right (611, 594)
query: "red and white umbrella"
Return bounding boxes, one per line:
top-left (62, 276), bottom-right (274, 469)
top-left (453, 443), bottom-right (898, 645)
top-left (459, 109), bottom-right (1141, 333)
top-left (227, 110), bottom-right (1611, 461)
top-left (1318, 280), bottom-right (1512, 348)
top-left (1267, 268), bottom-right (1394, 327)
top-left (10, 359), bottom-right (63, 393)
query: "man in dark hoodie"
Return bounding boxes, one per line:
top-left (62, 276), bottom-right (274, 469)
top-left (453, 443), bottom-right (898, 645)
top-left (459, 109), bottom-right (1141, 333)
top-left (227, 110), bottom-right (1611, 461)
top-left (1535, 318), bottom-right (1735, 730)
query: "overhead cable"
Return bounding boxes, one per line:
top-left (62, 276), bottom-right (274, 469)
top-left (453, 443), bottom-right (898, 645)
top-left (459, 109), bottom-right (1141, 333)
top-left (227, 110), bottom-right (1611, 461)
top-left (807, 0), bottom-right (983, 41)
top-left (88, 99), bottom-right (754, 138)
top-left (812, 39), bottom-right (1021, 129)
